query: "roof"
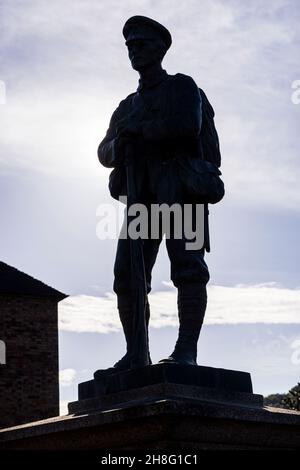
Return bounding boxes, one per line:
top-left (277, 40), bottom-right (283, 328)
top-left (0, 261), bottom-right (67, 300)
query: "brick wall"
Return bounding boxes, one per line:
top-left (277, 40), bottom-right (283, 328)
top-left (0, 294), bottom-right (59, 428)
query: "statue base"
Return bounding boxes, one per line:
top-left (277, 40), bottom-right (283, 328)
top-left (1, 364), bottom-right (300, 450)
top-left (68, 363), bottom-right (263, 415)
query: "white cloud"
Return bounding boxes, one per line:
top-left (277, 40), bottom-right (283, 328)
top-left (59, 293), bottom-right (120, 333)
top-left (59, 368), bottom-right (77, 387)
top-left (58, 282), bottom-right (300, 333)
top-left (208, 283), bottom-right (300, 324)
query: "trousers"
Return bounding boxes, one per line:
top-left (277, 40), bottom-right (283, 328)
top-left (113, 201), bottom-right (210, 294)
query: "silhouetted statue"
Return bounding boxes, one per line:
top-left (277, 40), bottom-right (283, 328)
top-left (98, 16), bottom-right (223, 370)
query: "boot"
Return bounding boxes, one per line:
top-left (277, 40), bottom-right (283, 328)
top-left (160, 283), bottom-right (207, 366)
top-left (113, 294), bottom-right (152, 370)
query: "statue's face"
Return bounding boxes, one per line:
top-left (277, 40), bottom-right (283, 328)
top-left (126, 38), bottom-right (164, 71)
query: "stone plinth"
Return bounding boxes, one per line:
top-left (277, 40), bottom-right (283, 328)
top-left (69, 363), bottom-right (262, 415)
top-left (0, 363), bottom-right (299, 450)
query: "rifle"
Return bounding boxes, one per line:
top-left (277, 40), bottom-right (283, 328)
top-left (125, 142), bottom-right (150, 368)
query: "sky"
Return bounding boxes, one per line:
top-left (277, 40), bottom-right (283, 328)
top-left (0, 0), bottom-right (300, 413)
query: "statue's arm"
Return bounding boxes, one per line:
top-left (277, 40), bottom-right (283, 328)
top-left (141, 74), bottom-right (202, 141)
top-left (98, 106), bottom-right (124, 168)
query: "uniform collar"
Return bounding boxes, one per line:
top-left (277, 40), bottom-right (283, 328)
top-left (137, 69), bottom-right (168, 92)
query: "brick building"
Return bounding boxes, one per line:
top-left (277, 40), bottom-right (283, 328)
top-left (0, 262), bottom-right (67, 428)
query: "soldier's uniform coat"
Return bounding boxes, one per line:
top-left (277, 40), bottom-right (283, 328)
top-left (98, 70), bottom-right (210, 293)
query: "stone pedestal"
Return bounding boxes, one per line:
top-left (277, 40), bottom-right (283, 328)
top-left (69, 363), bottom-right (262, 415)
top-left (0, 364), bottom-right (299, 450)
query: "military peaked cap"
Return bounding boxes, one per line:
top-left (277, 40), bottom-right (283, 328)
top-left (123, 15), bottom-right (172, 50)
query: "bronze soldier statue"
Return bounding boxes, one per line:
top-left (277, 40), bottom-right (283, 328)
top-left (98, 16), bottom-right (223, 370)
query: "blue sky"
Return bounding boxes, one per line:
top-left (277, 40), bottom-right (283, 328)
top-left (0, 0), bottom-right (300, 412)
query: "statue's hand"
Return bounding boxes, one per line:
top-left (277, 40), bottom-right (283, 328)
top-left (114, 135), bottom-right (134, 165)
top-left (116, 115), bottom-right (142, 138)
top-left (115, 132), bottom-right (144, 165)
